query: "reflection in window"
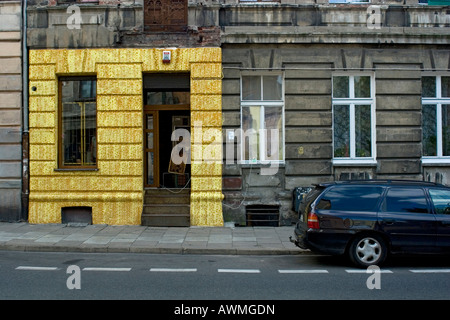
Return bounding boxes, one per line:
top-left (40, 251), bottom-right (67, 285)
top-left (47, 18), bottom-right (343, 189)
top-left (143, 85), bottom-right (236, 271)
top-left (429, 189), bottom-right (450, 214)
top-left (422, 76), bottom-right (450, 159)
top-left (60, 77), bottom-right (97, 168)
top-left (332, 74), bottom-right (374, 161)
top-left (240, 74), bottom-right (284, 163)
top-left (316, 186), bottom-right (383, 212)
top-left (385, 188), bottom-right (429, 214)
top-left (146, 91), bottom-right (190, 105)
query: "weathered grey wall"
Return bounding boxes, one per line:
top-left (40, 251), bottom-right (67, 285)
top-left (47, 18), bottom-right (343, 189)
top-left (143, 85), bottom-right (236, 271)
top-left (27, 1), bottom-right (221, 49)
top-left (0, 0), bottom-right (22, 221)
top-left (221, 2), bottom-right (450, 225)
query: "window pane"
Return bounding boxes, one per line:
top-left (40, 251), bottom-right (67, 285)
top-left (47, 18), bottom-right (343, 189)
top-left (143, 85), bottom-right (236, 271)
top-left (422, 104), bottom-right (437, 156)
top-left (316, 186), bottom-right (383, 212)
top-left (422, 77), bottom-right (436, 98)
top-left (385, 188), bottom-right (429, 214)
top-left (264, 106), bottom-right (283, 160)
top-left (442, 77), bottom-right (450, 98)
top-left (62, 102), bottom-right (82, 165)
top-left (333, 105), bottom-right (350, 157)
top-left (242, 106), bottom-right (260, 161)
top-left (60, 78), bottom-right (97, 167)
top-left (333, 76), bottom-right (349, 98)
top-left (355, 105), bottom-right (371, 157)
top-left (429, 189), bottom-right (450, 214)
top-left (146, 91), bottom-right (189, 105)
top-left (354, 76), bottom-right (371, 98)
top-left (147, 152), bottom-right (154, 185)
top-left (443, 105), bottom-right (450, 156)
top-left (263, 75), bottom-right (282, 100)
top-left (84, 102), bottom-right (97, 165)
top-left (242, 76), bottom-right (261, 100)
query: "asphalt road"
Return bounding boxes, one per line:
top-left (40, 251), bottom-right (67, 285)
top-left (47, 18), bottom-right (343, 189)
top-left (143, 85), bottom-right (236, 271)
top-left (1, 250), bottom-right (449, 302)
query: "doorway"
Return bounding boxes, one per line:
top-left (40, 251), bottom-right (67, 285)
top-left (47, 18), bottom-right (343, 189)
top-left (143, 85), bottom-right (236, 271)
top-left (144, 106), bottom-right (190, 188)
top-left (143, 73), bottom-right (191, 189)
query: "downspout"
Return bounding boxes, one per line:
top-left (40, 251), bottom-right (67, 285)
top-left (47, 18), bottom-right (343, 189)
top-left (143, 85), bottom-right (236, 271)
top-left (21, 0), bottom-right (29, 221)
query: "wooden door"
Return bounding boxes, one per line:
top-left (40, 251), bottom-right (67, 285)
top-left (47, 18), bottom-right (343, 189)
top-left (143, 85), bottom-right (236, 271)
top-left (144, 0), bottom-right (187, 32)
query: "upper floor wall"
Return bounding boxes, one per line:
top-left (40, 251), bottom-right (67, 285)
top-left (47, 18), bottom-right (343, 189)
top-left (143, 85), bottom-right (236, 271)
top-left (27, 0), bottom-right (450, 49)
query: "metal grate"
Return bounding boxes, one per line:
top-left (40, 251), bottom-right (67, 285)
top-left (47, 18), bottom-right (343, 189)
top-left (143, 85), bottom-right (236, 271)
top-left (246, 205), bottom-right (279, 227)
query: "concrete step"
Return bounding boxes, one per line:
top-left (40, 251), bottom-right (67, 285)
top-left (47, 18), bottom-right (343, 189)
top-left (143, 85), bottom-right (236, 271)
top-left (144, 193), bottom-right (190, 205)
top-left (142, 189), bottom-right (191, 227)
top-left (143, 203), bottom-right (190, 215)
top-left (141, 212), bottom-right (190, 227)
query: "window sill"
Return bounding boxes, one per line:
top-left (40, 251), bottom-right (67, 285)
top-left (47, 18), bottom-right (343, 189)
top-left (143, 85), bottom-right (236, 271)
top-left (332, 159), bottom-right (377, 166)
top-left (54, 168), bottom-right (99, 172)
top-left (422, 158), bottom-right (450, 166)
top-left (238, 161), bottom-right (285, 167)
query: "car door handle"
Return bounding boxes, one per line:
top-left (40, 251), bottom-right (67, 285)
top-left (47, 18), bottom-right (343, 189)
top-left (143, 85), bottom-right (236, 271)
top-left (440, 220), bottom-right (450, 226)
top-left (382, 218), bottom-right (395, 225)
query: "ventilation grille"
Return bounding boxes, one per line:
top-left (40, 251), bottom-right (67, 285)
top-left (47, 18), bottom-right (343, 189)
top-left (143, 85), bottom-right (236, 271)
top-left (246, 205), bottom-right (280, 227)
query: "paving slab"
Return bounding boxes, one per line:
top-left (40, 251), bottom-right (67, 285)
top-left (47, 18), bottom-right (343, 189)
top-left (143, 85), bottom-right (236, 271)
top-left (0, 222), bottom-right (308, 255)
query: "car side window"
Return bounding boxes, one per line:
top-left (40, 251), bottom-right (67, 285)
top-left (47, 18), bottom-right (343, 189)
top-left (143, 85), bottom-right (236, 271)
top-left (316, 186), bottom-right (383, 212)
top-left (429, 189), bottom-right (450, 215)
top-left (384, 187), bottom-right (429, 214)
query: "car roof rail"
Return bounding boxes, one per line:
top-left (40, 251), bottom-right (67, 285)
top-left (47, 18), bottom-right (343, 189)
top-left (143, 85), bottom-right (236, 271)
top-left (316, 179), bottom-right (445, 187)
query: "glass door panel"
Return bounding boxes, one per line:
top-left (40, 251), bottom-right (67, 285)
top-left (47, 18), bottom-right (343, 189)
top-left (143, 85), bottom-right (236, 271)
top-left (144, 111), bottom-right (158, 187)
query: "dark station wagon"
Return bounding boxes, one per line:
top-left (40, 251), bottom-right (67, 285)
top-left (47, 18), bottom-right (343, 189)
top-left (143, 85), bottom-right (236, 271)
top-left (290, 180), bottom-right (450, 267)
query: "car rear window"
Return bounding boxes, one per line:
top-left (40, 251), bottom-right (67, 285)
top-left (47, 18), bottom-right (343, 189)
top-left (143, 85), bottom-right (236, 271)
top-left (316, 186), bottom-right (383, 212)
top-left (384, 187), bottom-right (429, 214)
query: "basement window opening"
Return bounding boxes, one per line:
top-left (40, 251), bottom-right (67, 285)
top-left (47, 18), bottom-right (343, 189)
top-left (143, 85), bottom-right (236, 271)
top-left (246, 205), bottom-right (280, 227)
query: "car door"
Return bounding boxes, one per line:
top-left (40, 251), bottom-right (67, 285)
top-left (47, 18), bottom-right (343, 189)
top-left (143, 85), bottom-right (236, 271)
top-left (428, 188), bottom-right (450, 251)
top-left (378, 187), bottom-right (437, 253)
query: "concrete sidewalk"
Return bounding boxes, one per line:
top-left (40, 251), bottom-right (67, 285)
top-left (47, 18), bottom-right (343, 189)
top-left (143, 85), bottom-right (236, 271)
top-left (0, 222), bottom-right (307, 255)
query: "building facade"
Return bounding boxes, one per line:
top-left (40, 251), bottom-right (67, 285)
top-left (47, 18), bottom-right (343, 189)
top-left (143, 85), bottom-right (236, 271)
top-left (24, 0), bottom-right (450, 227)
top-left (0, 0), bottom-right (24, 222)
top-left (26, 0), bottom-right (224, 226)
top-left (220, 0), bottom-right (450, 226)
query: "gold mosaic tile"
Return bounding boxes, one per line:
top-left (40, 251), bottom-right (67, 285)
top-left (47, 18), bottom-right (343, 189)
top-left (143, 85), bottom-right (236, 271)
top-left (29, 96), bottom-right (57, 112)
top-left (190, 94), bottom-right (222, 111)
top-left (29, 112), bottom-right (55, 129)
top-left (97, 111), bottom-right (142, 128)
top-left (97, 95), bottom-right (142, 111)
top-left (28, 48), bottom-right (223, 226)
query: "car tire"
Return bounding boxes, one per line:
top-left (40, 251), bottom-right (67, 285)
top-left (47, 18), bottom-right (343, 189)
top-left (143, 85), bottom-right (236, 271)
top-left (348, 234), bottom-right (387, 268)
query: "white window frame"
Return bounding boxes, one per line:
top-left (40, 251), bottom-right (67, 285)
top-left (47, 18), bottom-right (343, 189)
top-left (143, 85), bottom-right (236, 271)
top-left (240, 72), bottom-right (285, 165)
top-left (329, 0), bottom-right (370, 3)
top-left (421, 75), bottom-right (450, 164)
top-left (332, 73), bottom-right (376, 165)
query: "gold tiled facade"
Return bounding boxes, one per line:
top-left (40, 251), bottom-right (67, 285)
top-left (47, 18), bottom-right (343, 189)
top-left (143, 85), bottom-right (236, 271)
top-left (28, 48), bottom-right (223, 226)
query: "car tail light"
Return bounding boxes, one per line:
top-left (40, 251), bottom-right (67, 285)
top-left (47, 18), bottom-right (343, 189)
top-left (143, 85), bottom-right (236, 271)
top-left (307, 211), bottom-right (320, 229)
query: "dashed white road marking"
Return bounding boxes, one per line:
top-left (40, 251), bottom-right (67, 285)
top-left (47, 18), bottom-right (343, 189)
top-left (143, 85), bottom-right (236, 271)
top-left (82, 267), bottom-right (132, 272)
top-left (278, 269), bottom-right (329, 274)
top-left (409, 269), bottom-right (450, 273)
top-left (345, 269), bottom-right (393, 273)
top-left (150, 268), bottom-right (197, 272)
top-left (16, 266), bottom-right (59, 271)
top-left (218, 269), bottom-right (261, 273)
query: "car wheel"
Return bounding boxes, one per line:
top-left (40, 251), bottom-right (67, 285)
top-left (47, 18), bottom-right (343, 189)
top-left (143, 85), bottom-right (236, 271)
top-left (348, 234), bottom-right (387, 268)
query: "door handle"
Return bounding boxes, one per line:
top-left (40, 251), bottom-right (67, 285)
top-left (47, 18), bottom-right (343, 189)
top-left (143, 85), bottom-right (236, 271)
top-left (440, 220), bottom-right (450, 226)
top-left (382, 218), bottom-right (395, 225)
